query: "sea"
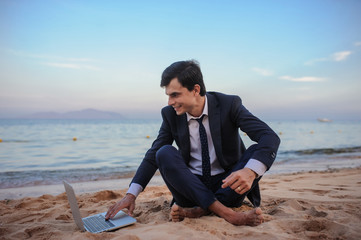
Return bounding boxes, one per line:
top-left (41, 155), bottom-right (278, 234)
top-left (1, 119), bottom-right (361, 189)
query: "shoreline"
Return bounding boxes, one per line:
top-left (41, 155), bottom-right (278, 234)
top-left (1, 166), bottom-right (360, 239)
top-left (0, 166), bottom-right (360, 201)
top-left (0, 175), bottom-right (165, 200)
top-left (2, 152), bottom-right (361, 190)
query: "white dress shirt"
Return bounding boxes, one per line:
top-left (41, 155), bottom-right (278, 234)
top-left (186, 96), bottom-right (225, 176)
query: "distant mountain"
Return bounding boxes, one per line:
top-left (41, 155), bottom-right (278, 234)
top-left (23, 109), bottom-right (124, 119)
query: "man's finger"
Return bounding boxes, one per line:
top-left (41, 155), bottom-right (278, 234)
top-left (236, 186), bottom-right (245, 194)
top-left (105, 205), bottom-right (115, 219)
top-left (109, 207), bottom-right (120, 219)
top-left (221, 180), bottom-right (232, 188)
top-left (221, 175), bottom-right (237, 188)
top-left (235, 183), bottom-right (251, 195)
top-left (128, 203), bottom-right (135, 216)
top-left (106, 203), bottom-right (122, 219)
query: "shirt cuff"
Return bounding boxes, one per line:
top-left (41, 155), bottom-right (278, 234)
top-left (126, 183), bottom-right (143, 197)
top-left (245, 158), bottom-right (267, 177)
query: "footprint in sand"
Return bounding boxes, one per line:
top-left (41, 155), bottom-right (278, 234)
top-left (307, 206), bottom-right (328, 217)
top-left (290, 188), bottom-right (330, 196)
top-left (267, 199), bottom-right (306, 216)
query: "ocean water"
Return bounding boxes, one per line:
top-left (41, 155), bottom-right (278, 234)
top-left (1, 119), bottom-right (361, 188)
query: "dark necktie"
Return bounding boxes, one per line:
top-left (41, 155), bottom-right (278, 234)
top-left (196, 115), bottom-right (212, 189)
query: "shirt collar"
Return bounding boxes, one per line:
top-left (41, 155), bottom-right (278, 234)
top-left (186, 95), bottom-right (208, 122)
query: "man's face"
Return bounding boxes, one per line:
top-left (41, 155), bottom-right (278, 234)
top-left (165, 78), bottom-right (197, 115)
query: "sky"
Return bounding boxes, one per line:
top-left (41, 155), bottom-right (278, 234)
top-left (1, 0), bottom-right (361, 120)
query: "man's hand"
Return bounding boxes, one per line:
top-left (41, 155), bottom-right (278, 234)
top-left (105, 193), bottom-right (136, 220)
top-left (221, 168), bottom-right (257, 195)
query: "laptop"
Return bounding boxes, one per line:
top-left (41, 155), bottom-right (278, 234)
top-left (63, 180), bottom-right (136, 233)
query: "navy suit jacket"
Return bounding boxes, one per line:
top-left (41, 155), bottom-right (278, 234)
top-left (132, 92), bottom-right (280, 189)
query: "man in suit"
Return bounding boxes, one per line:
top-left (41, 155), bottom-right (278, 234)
top-left (106, 60), bottom-right (280, 226)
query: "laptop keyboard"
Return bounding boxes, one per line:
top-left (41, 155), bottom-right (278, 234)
top-left (83, 215), bottom-right (115, 233)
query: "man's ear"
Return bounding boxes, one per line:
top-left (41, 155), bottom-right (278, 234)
top-left (193, 84), bottom-right (201, 95)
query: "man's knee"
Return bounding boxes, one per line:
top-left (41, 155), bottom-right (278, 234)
top-left (155, 145), bottom-right (177, 167)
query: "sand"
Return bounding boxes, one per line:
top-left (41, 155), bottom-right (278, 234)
top-left (1, 167), bottom-right (361, 240)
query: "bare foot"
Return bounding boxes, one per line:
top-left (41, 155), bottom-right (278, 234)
top-left (224, 207), bottom-right (264, 226)
top-left (170, 204), bottom-right (208, 222)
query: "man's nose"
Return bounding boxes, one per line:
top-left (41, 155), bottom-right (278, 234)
top-left (168, 97), bottom-right (174, 106)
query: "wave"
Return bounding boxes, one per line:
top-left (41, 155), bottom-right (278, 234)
top-left (2, 145), bottom-right (361, 189)
top-left (282, 146), bottom-right (361, 156)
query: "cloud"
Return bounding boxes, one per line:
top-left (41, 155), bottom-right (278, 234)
top-left (251, 67), bottom-right (273, 76)
top-left (4, 48), bottom-right (100, 70)
top-left (279, 75), bottom-right (326, 82)
top-left (305, 50), bottom-right (352, 65)
top-left (304, 58), bottom-right (327, 65)
top-left (43, 62), bottom-right (101, 70)
top-left (331, 51), bottom-right (352, 61)
top-left (66, 58), bottom-right (95, 62)
top-left (355, 41), bottom-right (361, 46)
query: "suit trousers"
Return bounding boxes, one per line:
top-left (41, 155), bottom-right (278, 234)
top-left (155, 144), bottom-right (261, 210)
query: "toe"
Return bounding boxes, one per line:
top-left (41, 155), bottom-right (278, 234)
top-left (255, 207), bottom-right (262, 215)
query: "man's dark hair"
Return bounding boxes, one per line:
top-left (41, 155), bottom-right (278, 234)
top-left (160, 60), bottom-right (206, 96)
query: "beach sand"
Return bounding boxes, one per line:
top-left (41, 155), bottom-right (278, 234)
top-left (1, 167), bottom-right (361, 240)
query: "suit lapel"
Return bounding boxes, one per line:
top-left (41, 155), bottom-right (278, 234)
top-left (176, 113), bottom-right (190, 162)
top-left (207, 93), bottom-right (223, 162)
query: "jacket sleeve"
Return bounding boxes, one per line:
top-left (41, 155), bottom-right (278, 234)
top-left (231, 96), bottom-right (280, 170)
